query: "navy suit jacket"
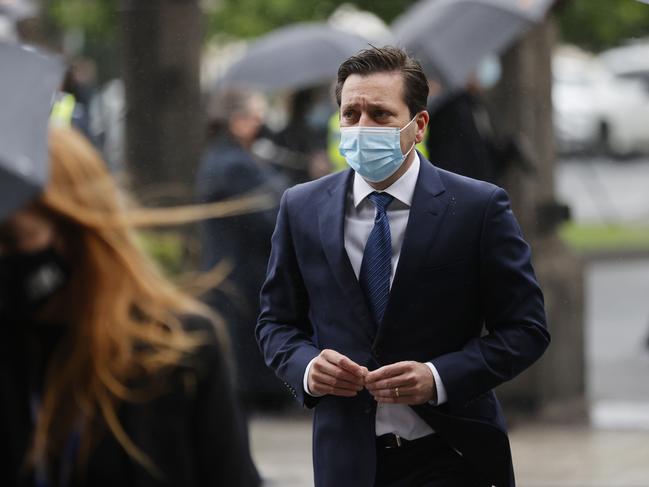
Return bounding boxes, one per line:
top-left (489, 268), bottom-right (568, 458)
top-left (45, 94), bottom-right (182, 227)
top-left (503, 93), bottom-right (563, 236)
top-left (256, 154), bottom-right (550, 487)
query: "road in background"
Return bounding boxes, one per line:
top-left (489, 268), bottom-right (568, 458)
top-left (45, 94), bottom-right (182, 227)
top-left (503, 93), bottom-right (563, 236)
top-left (556, 156), bottom-right (649, 224)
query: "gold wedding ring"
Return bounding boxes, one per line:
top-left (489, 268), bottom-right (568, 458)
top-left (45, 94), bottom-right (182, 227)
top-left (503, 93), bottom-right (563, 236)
top-left (394, 387), bottom-right (400, 398)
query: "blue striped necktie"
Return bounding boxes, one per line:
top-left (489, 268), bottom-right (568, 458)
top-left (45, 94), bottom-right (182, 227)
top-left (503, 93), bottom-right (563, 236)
top-left (359, 191), bottom-right (395, 329)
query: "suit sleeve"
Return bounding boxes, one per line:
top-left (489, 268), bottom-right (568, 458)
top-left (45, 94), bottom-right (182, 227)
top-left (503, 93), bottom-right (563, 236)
top-left (430, 187), bottom-right (550, 406)
top-left (256, 189), bottom-right (321, 407)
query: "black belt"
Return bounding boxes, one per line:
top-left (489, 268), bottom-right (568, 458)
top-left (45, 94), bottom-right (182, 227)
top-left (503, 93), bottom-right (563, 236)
top-left (376, 433), bottom-right (437, 450)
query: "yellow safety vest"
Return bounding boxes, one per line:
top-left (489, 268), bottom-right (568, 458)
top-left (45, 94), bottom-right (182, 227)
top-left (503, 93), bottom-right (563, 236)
top-left (50, 93), bottom-right (76, 127)
top-left (328, 112), bottom-right (347, 172)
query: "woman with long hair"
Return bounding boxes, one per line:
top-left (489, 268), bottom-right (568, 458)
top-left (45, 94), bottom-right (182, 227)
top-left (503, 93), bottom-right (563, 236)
top-left (0, 127), bottom-right (260, 486)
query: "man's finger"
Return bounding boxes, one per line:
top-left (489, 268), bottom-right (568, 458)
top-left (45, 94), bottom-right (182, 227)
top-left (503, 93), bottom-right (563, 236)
top-left (311, 371), bottom-right (363, 391)
top-left (365, 362), bottom-right (410, 384)
top-left (311, 382), bottom-right (359, 397)
top-left (322, 349), bottom-right (365, 378)
top-left (337, 356), bottom-right (366, 377)
top-left (368, 384), bottom-right (418, 399)
top-left (365, 372), bottom-right (416, 392)
top-left (314, 359), bottom-right (364, 385)
top-left (365, 375), bottom-right (419, 394)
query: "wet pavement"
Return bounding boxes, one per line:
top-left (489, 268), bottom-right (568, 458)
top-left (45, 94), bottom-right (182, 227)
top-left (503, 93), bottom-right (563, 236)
top-left (249, 414), bottom-right (649, 487)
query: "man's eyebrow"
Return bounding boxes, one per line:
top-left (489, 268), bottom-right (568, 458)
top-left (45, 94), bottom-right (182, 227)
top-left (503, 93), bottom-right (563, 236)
top-left (340, 101), bottom-right (359, 110)
top-left (368, 103), bottom-right (394, 111)
top-left (341, 102), bottom-right (394, 111)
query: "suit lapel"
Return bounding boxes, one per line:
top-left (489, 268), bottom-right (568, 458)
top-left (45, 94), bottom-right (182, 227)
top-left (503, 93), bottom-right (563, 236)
top-left (376, 156), bottom-right (449, 344)
top-left (318, 170), bottom-right (375, 339)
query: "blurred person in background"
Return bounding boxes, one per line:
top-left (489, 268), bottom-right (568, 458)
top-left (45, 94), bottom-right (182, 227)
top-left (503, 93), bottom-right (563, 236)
top-left (268, 88), bottom-right (332, 184)
top-left (87, 78), bottom-right (126, 175)
top-left (0, 127), bottom-right (260, 487)
top-left (425, 57), bottom-right (531, 185)
top-left (425, 75), bottom-right (500, 184)
top-left (51, 61), bottom-right (98, 145)
top-left (196, 88), bottom-right (290, 412)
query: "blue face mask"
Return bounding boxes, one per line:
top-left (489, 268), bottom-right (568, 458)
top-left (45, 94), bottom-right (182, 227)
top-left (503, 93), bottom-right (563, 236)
top-left (338, 116), bottom-right (417, 183)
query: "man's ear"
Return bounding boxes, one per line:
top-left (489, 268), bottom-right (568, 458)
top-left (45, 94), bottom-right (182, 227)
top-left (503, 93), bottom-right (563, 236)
top-left (415, 110), bottom-right (429, 143)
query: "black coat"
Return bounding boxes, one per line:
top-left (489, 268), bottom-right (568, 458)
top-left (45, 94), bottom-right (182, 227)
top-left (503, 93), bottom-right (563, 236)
top-left (425, 91), bottom-right (500, 184)
top-left (196, 136), bottom-right (289, 406)
top-left (0, 315), bottom-right (260, 487)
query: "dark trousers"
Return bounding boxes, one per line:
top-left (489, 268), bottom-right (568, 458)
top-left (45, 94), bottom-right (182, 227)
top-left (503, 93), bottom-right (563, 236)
top-left (374, 434), bottom-right (491, 487)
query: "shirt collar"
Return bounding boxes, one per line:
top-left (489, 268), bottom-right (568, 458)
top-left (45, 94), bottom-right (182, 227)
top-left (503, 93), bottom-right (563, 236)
top-left (352, 152), bottom-right (421, 208)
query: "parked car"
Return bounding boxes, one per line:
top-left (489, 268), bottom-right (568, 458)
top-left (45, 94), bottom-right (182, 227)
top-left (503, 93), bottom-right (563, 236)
top-left (599, 42), bottom-right (649, 93)
top-left (553, 46), bottom-right (649, 157)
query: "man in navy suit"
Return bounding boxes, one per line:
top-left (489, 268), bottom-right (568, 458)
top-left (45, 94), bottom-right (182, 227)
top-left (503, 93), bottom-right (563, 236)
top-left (257, 46), bottom-right (549, 487)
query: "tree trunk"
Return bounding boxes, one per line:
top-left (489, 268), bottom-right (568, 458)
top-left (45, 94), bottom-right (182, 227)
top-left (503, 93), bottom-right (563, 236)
top-left (118, 0), bottom-right (203, 202)
top-left (493, 16), bottom-right (587, 422)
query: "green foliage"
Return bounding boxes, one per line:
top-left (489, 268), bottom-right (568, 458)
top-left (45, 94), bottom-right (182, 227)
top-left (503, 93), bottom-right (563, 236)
top-left (46, 0), bottom-right (418, 44)
top-left (48, 0), bottom-right (117, 38)
top-left (558, 0), bottom-right (649, 52)
top-left (44, 0), bottom-right (649, 52)
top-left (206, 0), bottom-right (334, 38)
top-left (559, 222), bottom-right (649, 253)
top-left (136, 231), bottom-right (186, 276)
top-left (205, 0), bottom-right (418, 39)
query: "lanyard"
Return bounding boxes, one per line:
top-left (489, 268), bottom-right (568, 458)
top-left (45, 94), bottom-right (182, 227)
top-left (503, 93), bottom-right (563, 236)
top-left (30, 392), bottom-right (81, 487)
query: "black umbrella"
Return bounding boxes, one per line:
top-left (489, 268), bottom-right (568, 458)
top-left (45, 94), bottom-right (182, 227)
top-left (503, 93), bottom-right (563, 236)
top-left (393, 0), bottom-right (555, 87)
top-left (218, 22), bottom-right (370, 91)
top-left (0, 42), bottom-right (63, 221)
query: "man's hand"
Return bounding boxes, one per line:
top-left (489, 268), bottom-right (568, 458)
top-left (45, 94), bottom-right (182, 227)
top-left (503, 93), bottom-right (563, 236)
top-left (308, 349), bottom-right (368, 397)
top-left (365, 361), bottom-right (436, 405)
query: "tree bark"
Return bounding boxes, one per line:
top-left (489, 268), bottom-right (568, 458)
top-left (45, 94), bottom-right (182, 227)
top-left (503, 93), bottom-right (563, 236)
top-left (493, 16), bottom-right (587, 421)
top-left (118, 0), bottom-right (203, 202)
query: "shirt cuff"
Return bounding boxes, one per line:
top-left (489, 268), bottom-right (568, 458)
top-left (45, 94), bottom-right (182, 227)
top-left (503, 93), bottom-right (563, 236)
top-left (303, 356), bottom-right (325, 397)
top-left (426, 362), bottom-right (447, 405)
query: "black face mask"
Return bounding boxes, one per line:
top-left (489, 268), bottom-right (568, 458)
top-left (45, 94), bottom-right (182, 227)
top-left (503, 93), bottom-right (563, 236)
top-left (0, 246), bottom-right (70, 318)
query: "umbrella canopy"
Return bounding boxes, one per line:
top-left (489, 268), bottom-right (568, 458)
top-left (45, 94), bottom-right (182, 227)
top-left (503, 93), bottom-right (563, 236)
top-left (0, 42), bottom-right (63, 221)
top-left (393, 0), bottom-right (555, 87)
top-left (218, 23), bottom-right (370, 91)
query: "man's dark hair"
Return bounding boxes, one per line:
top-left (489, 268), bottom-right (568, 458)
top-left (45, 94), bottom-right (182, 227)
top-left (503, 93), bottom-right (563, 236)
top-left (335, 46), bottom-right (429, 117)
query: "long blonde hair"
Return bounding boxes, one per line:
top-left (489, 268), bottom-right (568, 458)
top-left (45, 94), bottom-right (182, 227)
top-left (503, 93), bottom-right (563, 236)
top-left (30, 127), bottom-right (225, 474)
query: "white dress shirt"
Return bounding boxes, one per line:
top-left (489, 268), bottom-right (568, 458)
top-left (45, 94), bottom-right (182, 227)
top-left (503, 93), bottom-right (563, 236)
top-left (303, 153), bottom-right (447, 440)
